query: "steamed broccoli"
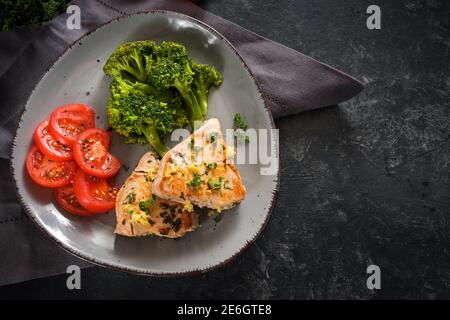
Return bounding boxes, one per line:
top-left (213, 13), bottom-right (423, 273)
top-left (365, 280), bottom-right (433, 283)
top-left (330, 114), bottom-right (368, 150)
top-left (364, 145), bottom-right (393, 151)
top-left (110, 76), bottom-right (174, 103)
top-left (1, 0), bottom-right (69, 31)
top-left (148, 42), bottom-right (222, 126)
top-left (192, 63), bottom-right (223, 115)
top-left (107, 93), bottom-right (188, 156)
top-left (103, 41), bottom-right (156, 83)
top-left (103, 40), bottom-right (222, 156)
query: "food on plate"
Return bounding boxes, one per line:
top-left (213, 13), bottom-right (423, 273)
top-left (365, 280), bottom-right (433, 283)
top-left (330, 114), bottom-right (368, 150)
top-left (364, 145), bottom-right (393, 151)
top-left (54, 184), bottom-right (94, 217)
top-left (152, 118), bottom-right (246, 212)
top-left (147, 42), bottom-right (222, 126)
top-left (73, 128), bottom-right (120, 178)
top-left (233, 112), bottom-right (250, 142)
top-left (103, 40), bottom-right (222, 156)
top-left (26, 104), bottom-right (120, 216)
top-left (34, 119), bottom-right (73, 161)
top-left (49, 104), bottom-right (95, 144)
top-left (72, 170), bottom-right (118, 213)
top-left (115, 151), bottom-right (198, 238)
top-left (107, 83), bottom-right (188, 156)
top-left (26, 145), bottom-right (78, 188)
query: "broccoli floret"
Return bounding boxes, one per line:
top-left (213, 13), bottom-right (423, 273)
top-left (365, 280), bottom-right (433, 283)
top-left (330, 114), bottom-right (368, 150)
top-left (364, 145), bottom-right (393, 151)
top-left (147, 42), bottom-right (222, 126)
top-left (147, 42), bottom-right (203, 126)
top-left (103, 40), bottom-right (223, 154)
top-left (110, 76), bottom-right (174, 103)
top-left (1, 0), bottom-right (68, 31)
top-left (107, 93), bottom-right (188, 156)
top-left (192, 63), bottom-right (222, 115)
top-left (103, 41), bottom-right (156, 83)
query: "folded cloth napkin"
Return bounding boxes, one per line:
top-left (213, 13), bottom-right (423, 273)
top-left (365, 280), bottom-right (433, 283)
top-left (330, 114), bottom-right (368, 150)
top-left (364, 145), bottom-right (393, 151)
top-left (0, 0), bottom-right (363, 286)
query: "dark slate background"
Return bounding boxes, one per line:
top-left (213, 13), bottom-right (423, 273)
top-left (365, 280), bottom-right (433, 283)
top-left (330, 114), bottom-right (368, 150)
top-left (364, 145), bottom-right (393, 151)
top-left (1, 0), bottom-right (449, 299)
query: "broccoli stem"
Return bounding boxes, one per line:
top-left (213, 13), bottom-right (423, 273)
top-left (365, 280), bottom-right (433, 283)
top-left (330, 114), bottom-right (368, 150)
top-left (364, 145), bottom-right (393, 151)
top-left (174, 82), bottom-right (204, 126)
top-left (142, 125), bottom-right (169, 157)
top-left (195, 86), bottom-right (208, 115)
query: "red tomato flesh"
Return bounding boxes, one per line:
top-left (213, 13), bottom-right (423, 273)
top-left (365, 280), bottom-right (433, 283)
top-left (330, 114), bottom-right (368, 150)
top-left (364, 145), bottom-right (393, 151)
top-left (34, 119), bottom-right (73, 161)
top-left (73, 128), bottom-right (120, 178)
top-left (73, 170), bottom-right (118, 213)
top-left (26, 145), bottom-right (77, 188)
top-left (49, 104), bottom-right (95, 144)
top-left (54, 184), bottom-right (96, 216)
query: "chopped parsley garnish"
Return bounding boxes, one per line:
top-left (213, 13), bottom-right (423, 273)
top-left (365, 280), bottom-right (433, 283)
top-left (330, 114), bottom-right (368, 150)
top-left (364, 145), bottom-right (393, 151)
top-left (208, 177), bottom-right (224, 190)
top-left (124, 192), bottom-right (136, 204)
top-left (138, 195), bottom-right (157, 211)
top-left (205, 162), bottom-right (217, 174)
top-left (233, 113), bottom-right (250, 142)
top-left (122, 164), bottom-right (130, 172)
top-left (233, 113), bottom-right (248, 130)
top-left (207, 132), bottom-right (217, 144)
top-left (235, 129), bottom-right (250, 142)
top-left (188, 173), bottom-right (203, 187)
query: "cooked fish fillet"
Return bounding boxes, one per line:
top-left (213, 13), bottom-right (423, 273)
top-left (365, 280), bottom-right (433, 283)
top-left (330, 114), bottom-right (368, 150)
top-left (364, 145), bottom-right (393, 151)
top-left (115, 152), bottom-right (198, 238)
top-left (152, 118), bottom-right (246, 211)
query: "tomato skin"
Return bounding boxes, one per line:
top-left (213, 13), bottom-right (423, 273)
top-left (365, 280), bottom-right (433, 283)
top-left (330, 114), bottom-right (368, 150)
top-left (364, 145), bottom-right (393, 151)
top-left (73, 128), bottom-right (120, 178)
top-left (72, 170), bottom-right (118, 213)
top-left (26, 145), bottom-right (77, 188)
top-left (34, 119), bottom-right (73, 161)
top-left (49, 104), bottom-right (95, 145)
top-left (54, 184), bottom-right (96, 216)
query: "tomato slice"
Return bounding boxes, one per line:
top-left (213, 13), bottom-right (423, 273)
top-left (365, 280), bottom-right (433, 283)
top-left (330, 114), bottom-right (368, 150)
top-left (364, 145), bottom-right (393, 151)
top-left (54, 184), bottom-right (95, 216)
top-left (49, 104), bottom-right (95, 144)
top-left (73, 170), bottom-right (118, 213)
top-left (34, 119), bottom-right (73, 161)
top-left (26, 145), bottom-right (77, 188)
top-left (73, 128), bottom-right (120, 178)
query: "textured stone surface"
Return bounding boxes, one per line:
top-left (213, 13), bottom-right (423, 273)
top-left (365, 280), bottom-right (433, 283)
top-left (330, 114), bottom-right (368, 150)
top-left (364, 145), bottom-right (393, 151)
top-left (0, 0), bottom-right (449, 299)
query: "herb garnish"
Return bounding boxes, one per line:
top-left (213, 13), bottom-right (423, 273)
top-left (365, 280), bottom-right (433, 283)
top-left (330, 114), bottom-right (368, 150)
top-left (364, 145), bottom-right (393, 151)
top-left (124, 192), bottom-right (136, 204)
top-left (138, 194), bottom-right (157, 211)
top-left (233, 113), bottom-right (250, 142)
top-left (205, 162), bottom-right (217, 174)
top-left (208, 177), bottom-right (225, 190)
top-left (207, 132), bottom-right (217, 144)
top-left (188, 173), bottom-right (203, 187)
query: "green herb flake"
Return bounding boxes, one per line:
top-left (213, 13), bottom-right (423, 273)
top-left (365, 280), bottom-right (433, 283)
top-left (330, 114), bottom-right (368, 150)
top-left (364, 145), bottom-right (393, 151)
top-left (124, 192), bottom-right (136, 204)
top-left (188, 173), bottom-right (203, 187)
top-left (138, 195), bottom-right (157, 211)
top-left (208, 177), bottom-right (225, 190)
top-left (233, 113), bottom-right (248, 130)
top-left (205, 162), bottom-right (217, 174)
top-left (207, 132), bottom-right (217, 144)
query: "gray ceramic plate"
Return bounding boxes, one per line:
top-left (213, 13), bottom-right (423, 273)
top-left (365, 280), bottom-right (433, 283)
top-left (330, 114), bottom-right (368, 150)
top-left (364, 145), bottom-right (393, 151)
top-left (11, 11), bottom-right (279, 275)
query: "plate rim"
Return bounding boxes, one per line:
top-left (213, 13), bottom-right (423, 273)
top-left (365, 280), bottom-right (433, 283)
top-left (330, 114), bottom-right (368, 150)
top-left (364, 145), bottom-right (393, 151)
top-left (10, 9), bottom-right (280, 276)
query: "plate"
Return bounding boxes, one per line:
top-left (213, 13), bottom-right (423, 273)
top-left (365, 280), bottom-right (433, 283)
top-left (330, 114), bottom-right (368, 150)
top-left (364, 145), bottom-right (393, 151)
top-left (11, 11), bottom-right (279, 275)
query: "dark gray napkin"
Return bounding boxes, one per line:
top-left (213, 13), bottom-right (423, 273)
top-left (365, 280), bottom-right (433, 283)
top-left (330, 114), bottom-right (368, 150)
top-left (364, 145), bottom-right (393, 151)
top-left (0, 0), bottom-right (363, 286)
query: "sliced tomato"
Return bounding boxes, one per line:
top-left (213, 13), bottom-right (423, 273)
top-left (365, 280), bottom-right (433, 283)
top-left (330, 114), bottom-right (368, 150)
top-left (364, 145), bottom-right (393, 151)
top-left (34, 119), bottom-right (73, 161)
top-left (54, 184), bottom-right (95, 216)
top-left (26, 145), bottom-right (77, 188)
top-left (73, 170), bottom-right (118, 213)
top-left (73, 128), bottom-right (120, 178)
top-left (49, 104), bottom-right (95, 144)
